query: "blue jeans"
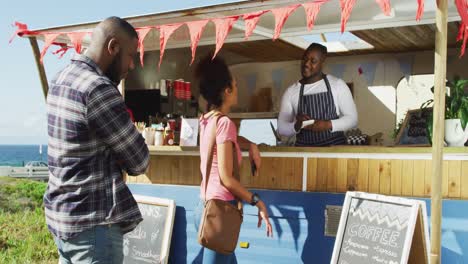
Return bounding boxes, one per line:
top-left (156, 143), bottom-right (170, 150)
top-left (194, 200), bottom-right (238, 264)
top-left (54, 224), bottom-right (124, 264)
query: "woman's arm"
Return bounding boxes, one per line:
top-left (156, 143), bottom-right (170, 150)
top-left (237, 136), bottom-right (261, 176)
top-left (217, 141), bottom-right (253, 201)
top-left (217, 141), bottom-right (273, 237)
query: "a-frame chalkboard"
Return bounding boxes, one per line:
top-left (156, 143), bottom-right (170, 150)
top-left (331, 192), bottom-right (429, 264)
top-left (123, 195), bottom-right (176, 264)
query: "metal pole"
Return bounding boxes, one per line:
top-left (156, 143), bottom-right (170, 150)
top-left (430, 0), bottom-right (448, 263)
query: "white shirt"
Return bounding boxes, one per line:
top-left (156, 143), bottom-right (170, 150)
top-left (278, 75), bottom-right (358, 137)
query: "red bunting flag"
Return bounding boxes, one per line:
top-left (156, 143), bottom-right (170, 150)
top-left (186, 20), bottom-right (209, 65)
top-left (375, 0), bottom-right (391, 16)
top-left (455, 0), bottom-right (468, 57)
top-left (340, 0), bottom-right (357, 33)
top-left (52, 44), bottom-right (71, 59)
top-left (40, 33), bottom-right (61, 63)
top-left (457, 24), bottom-right (468, 57)
top-left (136, 28), bottom-right (153, 67)
top-left (271, 5), bottom-right (300, 40)
top-left (416, 0), bottom-right (424, 21)
top-left (302, 1), bottom-right (328, 31)
top-left (243, 10), bottom-right (268, 40)
top-left (212, 16), bottom-right (239, 59)
top-left (159, 24), bottom-right (183, 68)
top-left (9, 22), bottom-right (29, 43)
top-left (67, 32), bottom-right (88, 54)
top-left (455, 0), bottom-right (468, 25)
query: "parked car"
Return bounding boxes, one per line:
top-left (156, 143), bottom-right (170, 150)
top-left (24, 161), bottom-right (48, 172)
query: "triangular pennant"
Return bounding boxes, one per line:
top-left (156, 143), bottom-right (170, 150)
top-left (245, 73), bottom-right (257, 94)
top-left (302, 1), bottom-right (328, 31)
top-left (457, 23), bottom-right (465, 42)
top-left (243, 10), bottom-right (268, 40)
top-left (329, 64), bottom-right (346, 79)
top-left (159, 24), bottom-right (183, 68)
top-left (9, 21), bottom-right (29, 43)
top-left (40, 33), bottom-right (61, 63)
top-left (460, 25), bottom-right (468, 58)
top-left (416, 0), bottom-right (424, 21)
top-left (67, 32), bottom-right (88, 54)
top-left (186, 20), bottom-right (209, 65)
top-left (397, 56), bottom-right (413, 81)
top-left (455, 0), bottom-right (468, 25)
top-left (271, 5), bottom-right (300, 40)
top-left (272, 68), bottom-right (285, 93)
top-left (359, 62), bottom-right (377, 85)
top-left (375, 0), bottom-right (391, 16)
top-left (212, 16), bottom-right (239, 59)
top-left (340, 0), bottom-right (358, 33)
top-left (136, 28), bottom-right (152, 67)
top-left (52, 44), bottom-right (71, 59)
top-left (455, 0), bottom-right (468, 57)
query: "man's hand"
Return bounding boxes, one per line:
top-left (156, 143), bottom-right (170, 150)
top-left (294, 114), bottom-right (311, 132)
top-left (303, 120), bottom-right (332, 132)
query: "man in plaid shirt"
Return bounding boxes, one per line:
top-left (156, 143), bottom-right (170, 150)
top-left (44, 17), bottom-right (149, 263)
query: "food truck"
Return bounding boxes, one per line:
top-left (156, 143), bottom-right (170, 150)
top-left (14, 0), bottom-right (468, 263)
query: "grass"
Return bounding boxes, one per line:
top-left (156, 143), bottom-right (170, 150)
top-left (0, 176), bottom-right (58, 263)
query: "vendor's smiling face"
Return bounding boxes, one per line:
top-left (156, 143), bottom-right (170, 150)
top-left (301, 49), bottom-right (325, 80)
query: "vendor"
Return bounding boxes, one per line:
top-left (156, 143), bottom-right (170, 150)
top-left (278, 43), bottom-right (358, 146)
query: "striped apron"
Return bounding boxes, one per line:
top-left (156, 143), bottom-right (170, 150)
top-left (295, 75), bottom-right (347, 146)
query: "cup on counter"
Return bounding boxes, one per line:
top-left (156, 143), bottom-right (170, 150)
top-left (154, 128), bottom-right (164, 146)
top-left (168, 119), bottom-right (176, 131)
top-left (184, 82), bottom-right (191, 100)
top-left (142, 128), bottom-right (155, 145)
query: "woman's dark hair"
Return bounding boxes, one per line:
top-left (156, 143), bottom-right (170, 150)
top-left (195, 54), bottom-right (232, 110)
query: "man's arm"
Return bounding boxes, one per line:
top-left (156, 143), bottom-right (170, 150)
top-left (277, 89), bottom-right (298, 137)
top-left (87, 84), bottom-right (149, 176)
top-left (330, 80), bottom-right (358, 132)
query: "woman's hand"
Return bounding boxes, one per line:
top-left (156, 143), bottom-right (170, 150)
top-left (256, 201), bottom-right (273, 237)
top-left (248, 144), bottom-right (261, 176)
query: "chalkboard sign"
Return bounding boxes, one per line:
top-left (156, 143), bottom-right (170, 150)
top-left (331, 192), bottom-right (429, 264)
top-left (395, 108), bottom-right (432, 146)
top-left (123, 195), bottom-right (176, 264)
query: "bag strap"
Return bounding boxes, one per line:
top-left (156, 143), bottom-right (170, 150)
top-left (203, 113), bottom-right (221, 203)
top-left (202, 113), bottom-right (243, 211)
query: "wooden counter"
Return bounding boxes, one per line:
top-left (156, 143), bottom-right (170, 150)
top-left (126, 146), bottom-right (468, 199)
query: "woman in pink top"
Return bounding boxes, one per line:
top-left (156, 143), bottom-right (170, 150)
top-left (194, 55), bottom-right (273, 263)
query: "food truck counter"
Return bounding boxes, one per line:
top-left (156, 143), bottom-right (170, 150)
top-left (126, 145), bottom-right (468, 199)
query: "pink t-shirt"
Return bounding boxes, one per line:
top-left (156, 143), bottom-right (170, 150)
top-left (199, 115), bottom-right (242, 201)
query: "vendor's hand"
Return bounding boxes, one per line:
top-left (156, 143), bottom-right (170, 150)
top-left (303, 120), bottom-right (332, 132)
top-left (249, 144), bottom-right (261, 176)
top-left (256, 201), bottom-right (273, 237)
top-left (294, 114), bottom-right (311, 132)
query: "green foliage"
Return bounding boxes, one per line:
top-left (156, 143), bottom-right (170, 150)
top-left (0, 177), bottom-right (58, 263)
top-left (420, 76), bottom-right (468, 143)
top-left (391, 118), bottom-right (405, 140)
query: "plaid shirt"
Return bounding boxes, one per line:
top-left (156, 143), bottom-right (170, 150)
top-left (44, 54), bottom-right (149, 239)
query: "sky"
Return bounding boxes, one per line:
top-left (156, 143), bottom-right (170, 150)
top-left (0, 0), bottom-right (243, 145)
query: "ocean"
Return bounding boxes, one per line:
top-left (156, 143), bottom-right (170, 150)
top-left (0, 145), bottom-right (48, 167)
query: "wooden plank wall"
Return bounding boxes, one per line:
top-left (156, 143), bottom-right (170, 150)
top-left (307, 158), bottom-right (468, 198)
top-left (128, 156), bottom-right (468, 198)
top-left (127, 156), bottom-right (303, 191)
